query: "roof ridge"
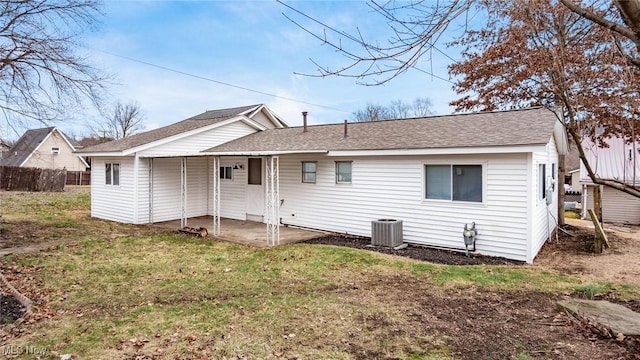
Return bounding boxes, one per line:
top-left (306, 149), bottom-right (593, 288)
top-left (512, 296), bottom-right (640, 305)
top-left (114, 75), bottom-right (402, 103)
top-left (286, 106), bottom-right (550, 129)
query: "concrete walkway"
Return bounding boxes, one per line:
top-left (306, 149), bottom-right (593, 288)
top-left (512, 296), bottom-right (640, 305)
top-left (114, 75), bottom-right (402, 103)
top-left (154, 216), bottom-right (327, 247)
top-left (558, 299), bottom-right (640, 338)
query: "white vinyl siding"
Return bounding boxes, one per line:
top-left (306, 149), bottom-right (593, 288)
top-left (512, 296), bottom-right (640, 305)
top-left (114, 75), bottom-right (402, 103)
top-left (137, 121), bottom-right (257, 157)
top-left (275, 153), bottom-right (531, 261)
top-left (147, 157), bottom-right (210, 223)
top-left (585, 185), bottom-right (640, 224)
top-left (213, 156), bottom-right (248, 220)
top-left (136, 158), bottom-right (150, 224)
top-left (250, 110), bottom-right (278, 129)
top-left (91, 157), bottom-right (136, 223)
top-left (530, 137), bottom-right (559, 262)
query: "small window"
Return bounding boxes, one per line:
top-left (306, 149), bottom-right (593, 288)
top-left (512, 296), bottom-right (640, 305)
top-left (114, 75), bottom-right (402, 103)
top-left (335, 161), bottom-right (352, 183)
top-left (539, 164), bottom-right (546, 200)
top-left (219, 166), bottom-right (232, 180)
top-left (51, 147), bottom-right (60, 154)
top-left (105, 162), bottom-right (120, 186)
top-left (302, 162), bottom-right (317, 183)
top-left (425, 164), bottom-right (482, 202)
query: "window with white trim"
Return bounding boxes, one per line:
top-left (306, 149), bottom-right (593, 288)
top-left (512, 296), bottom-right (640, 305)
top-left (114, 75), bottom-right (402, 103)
top-left (335, 161), bottom-right (352, 183)
top-left (302, 161), bottom-right (317, 183)
top-left (425, 164), bottom-right (482, 202)
top-left (105, 162), bottom-right (120, 186)
top-left (539, 164), bottom-right (546, 200)
top-left (219, 166), bottom-right (233, 180)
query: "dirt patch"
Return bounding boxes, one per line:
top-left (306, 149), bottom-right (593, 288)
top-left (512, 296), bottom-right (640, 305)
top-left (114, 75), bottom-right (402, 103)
top-left (534, 220), bottom-right (640, 286)
top-left (305, 235), bottom-right (522, 265)
top-left (336, 275), bottom-right (639, 360)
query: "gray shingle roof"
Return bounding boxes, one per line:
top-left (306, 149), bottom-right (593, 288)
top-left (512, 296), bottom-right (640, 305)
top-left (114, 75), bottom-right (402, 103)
top-left (205, 107), bottom-right (559, 154)
top-left (1, 127), bottom-right (56, 167)
top-left (77, 104), bottom-right (262, 153)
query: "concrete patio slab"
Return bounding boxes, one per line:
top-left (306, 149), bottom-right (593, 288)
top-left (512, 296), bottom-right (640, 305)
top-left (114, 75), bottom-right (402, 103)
top-left (558, 299), bottom-right (640, 338)
top-left (154, 216), bottom-right (327, 247)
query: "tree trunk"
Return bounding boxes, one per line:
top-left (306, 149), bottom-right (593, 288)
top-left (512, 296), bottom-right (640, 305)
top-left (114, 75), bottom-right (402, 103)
top-left (558, 154), bottom-right (566, 226)
top-left (593, 186), bottom-right (603, 223)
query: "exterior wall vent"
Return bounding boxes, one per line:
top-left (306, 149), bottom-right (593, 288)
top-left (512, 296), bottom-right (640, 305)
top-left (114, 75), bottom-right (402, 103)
top-left (371, 219), bottom-right (403, 247)
top-left (51, 147), bottom-right (60, 155)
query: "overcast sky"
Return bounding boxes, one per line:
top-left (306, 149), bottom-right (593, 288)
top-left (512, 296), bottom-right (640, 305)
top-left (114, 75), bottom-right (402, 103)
top-left (6, 1), bottom-right (471, 139)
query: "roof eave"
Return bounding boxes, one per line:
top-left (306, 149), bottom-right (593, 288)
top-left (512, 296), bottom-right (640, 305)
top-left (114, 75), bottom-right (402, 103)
top-left (74, 151), bottom-right (127, 157)
top-left (201, 150), bottom-right (329, 156)
top-left (326, 144), bottom-right (548, 157)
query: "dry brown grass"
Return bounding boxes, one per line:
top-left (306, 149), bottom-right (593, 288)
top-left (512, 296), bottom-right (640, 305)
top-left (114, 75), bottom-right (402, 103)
top-left (1, 190), bottom-right (639, 359)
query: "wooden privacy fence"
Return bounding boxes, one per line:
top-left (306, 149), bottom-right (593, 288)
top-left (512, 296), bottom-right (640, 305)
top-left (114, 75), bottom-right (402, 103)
top-left (66, 171), bottom-right (91, 185)
top-left (0, 166), bottom-right (66, 192)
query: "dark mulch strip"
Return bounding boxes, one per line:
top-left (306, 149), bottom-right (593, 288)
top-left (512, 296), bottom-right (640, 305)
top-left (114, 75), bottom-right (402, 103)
top-left (304, 235), bottom-right (523, 266)
top-left (0, 293), bottom-right (26, 324)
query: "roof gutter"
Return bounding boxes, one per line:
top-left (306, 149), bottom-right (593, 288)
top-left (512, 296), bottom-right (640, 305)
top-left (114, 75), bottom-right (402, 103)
top-left (74, 151), bottom-right (127, 157)
top-left (201, 150), bottom-right (329, 156)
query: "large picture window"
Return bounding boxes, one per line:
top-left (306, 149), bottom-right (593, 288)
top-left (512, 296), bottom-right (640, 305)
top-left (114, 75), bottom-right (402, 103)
top-left (425, 164), bottom-right (482, 202)
top-left (302, 161), bottom-right (317, 183)
top-left (105, 162), bottom-right (120, 186)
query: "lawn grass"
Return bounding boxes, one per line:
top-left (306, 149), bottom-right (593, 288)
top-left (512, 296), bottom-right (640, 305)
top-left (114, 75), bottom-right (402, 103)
top-left (1, 189), bottom-right (638, 359)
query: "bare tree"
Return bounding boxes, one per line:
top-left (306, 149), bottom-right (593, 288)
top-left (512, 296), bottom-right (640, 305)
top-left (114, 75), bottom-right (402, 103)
top-left (0, 0), bottom-right (107, 126)
top-left (413, 97), bottom-right (435, 117)
top-left (352, 97), bottom-right (435, 121)
top-left (279, 0), bottom-right (474, 85)
top-left (280, 0), bottom-right (640, 78)
top-left (94, 101), bottom-right (145, 140)
top-left (352, 103), bottom-right (391, 122)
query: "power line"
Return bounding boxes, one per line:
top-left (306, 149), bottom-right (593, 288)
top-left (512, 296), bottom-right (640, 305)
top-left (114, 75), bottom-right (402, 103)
top-left (87, 47), bottom-right (352, 114)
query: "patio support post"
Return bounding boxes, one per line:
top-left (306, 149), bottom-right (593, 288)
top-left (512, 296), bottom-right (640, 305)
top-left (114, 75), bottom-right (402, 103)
top-left (265, 155), bottom-right (280, 246)
top-left (180, 157), bottom-right (187, 228)
top-left (212, 156), bottom-right (220, 236)
top-left (148, 158), bottom-right (154, 223)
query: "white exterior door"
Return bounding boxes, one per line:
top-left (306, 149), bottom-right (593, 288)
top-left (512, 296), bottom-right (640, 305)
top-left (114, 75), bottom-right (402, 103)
top-left (246, 157), bottom-right (264, 222)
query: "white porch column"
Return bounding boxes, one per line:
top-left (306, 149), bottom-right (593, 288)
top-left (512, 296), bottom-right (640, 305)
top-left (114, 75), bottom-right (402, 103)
top-left (180, 157), bottom-right (187, 228)
top-left (212, 156), bottom-right (221, 236)
top-left (148, 158), bottom-right (154, 223)
top-left (265, 155), bottom-right (280, 246)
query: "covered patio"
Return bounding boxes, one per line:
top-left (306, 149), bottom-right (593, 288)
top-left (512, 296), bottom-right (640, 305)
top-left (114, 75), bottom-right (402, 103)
top-left (155, 216), bottom-right (326, 247)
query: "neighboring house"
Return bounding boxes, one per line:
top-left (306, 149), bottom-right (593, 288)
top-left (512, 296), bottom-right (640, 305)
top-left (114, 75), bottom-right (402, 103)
top-left (580, 136), bottom-right (640, 224)
top-left (1, 127), bottom-right (89, 171)
top-left (79, 105), bottom-right (567, 263)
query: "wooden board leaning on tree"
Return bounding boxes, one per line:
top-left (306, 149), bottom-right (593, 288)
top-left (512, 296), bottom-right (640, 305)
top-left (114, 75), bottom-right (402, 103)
top-left (587, 209), bottom-right (610, 254)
